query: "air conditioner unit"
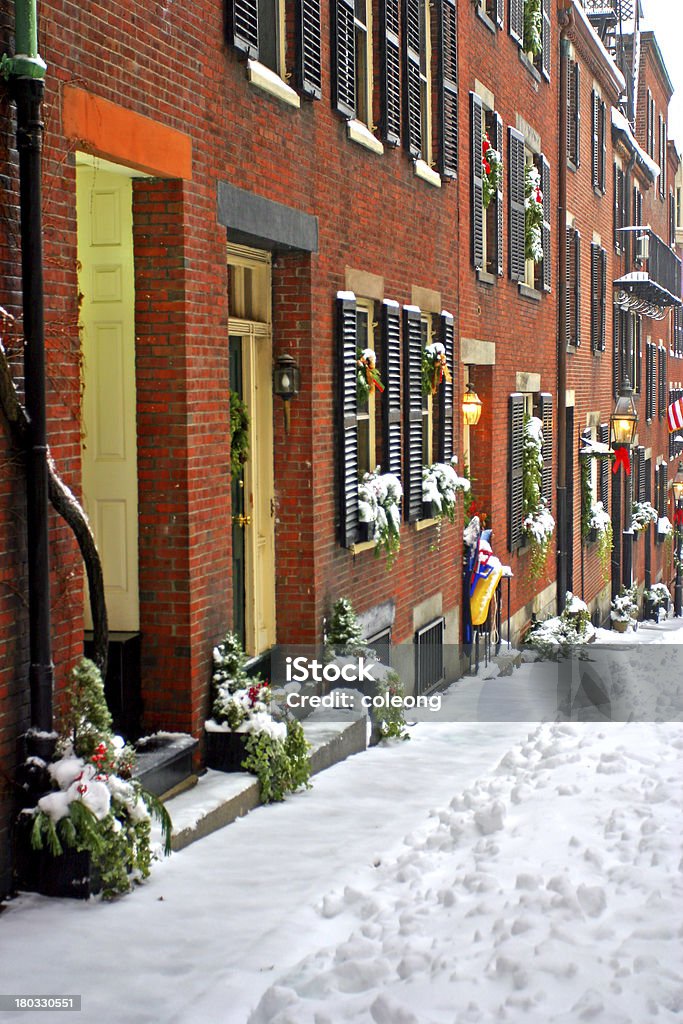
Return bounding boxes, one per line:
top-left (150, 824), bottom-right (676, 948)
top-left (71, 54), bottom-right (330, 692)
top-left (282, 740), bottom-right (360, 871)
top-left (635, 232), bottom-right (650, 263)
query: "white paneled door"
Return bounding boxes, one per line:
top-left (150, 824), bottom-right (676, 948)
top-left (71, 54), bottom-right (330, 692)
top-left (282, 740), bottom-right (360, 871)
top-left (77, 164), bottom-right (139, 631)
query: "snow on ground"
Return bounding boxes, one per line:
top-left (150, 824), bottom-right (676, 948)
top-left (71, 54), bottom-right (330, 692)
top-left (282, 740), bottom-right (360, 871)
top-left (1, 620), bottom-right (682, 1024)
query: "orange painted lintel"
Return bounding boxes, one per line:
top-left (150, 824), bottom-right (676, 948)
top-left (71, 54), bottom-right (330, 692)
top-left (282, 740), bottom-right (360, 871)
top-left (62, 85), bottom-right (192, 181)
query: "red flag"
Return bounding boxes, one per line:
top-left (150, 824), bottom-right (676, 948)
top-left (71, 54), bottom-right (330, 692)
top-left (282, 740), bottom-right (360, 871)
top-left (667, 396), bottom-right (683, 433)
top-left (612, 447), bottom-right (631, 475)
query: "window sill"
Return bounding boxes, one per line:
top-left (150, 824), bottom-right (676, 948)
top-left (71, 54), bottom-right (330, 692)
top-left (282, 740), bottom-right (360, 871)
top-left (593, 185), bottom-right (605, 199)
top-left (415, 516), bottom-right (439, 531)
top-left (518, 283), bottom-right (542, 301)
top-left (351, 538), bottom-right (377, 554)
top-left (347, 119), bottom-right (384, 156)
top-left (247, 60), bottom-right (301, 109)
top-left (414, 160), bottom-right (442, 188)
top-left (475, 6), bottom-right (496, 33)
top-left (477, 269), bottom-right (497, 287)
top-left (519, 49), bottom-right (541, 83)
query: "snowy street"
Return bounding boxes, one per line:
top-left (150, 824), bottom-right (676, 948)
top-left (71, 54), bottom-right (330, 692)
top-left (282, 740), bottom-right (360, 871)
top-left (1, 624), bottom-right (682, 1024)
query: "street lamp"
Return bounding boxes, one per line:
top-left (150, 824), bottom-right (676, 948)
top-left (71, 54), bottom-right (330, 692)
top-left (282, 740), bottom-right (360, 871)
top-left (672, 462), bottom-right (683, 617)
top-left (462, 382), bottom-right (482, 426)
top-left (610, 377), bottom-right (638, 595)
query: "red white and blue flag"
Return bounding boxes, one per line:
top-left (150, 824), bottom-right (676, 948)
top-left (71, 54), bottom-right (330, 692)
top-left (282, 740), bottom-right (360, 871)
top-left (667, 397), bottom-right (683, 433)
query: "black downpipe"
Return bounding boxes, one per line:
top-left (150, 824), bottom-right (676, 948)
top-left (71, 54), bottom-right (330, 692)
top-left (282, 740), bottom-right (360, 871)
top-left (11, 77), bottom-right (54, 736)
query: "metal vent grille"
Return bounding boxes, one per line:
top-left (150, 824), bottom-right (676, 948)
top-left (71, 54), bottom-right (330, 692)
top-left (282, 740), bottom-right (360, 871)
top-left (415, 617), bottom-right (445, 695)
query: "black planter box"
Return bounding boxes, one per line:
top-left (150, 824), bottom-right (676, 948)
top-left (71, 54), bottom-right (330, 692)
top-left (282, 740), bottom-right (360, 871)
top-left (15, 816), bottom-right (100, 900)
top-left (422, 500), bottom-right (437, 520)
top-left (133, 734), bottom-right (198, 797)
top-left (204, 730), bottom-right (250, 772)
top-left (357, 521), bottom-right (374, 543)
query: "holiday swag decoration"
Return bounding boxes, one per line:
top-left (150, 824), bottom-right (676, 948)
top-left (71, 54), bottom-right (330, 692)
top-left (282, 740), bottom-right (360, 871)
top-left (422, 342), bottom-right (452, 396)
top-left (357, 348), bottom-right (384, 403)
top-left (523, 0), bottom-right (542, 56)
top-left (522, 415), bottom-right (555, 580)
top-left (358, 469), bottom-right (403, 564)
top-left (524, 164), bottom-right (544, 263)
top-left (482, 133), bottom-right (502, 210)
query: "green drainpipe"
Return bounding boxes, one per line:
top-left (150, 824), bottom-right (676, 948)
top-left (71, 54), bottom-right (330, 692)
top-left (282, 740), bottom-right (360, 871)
top-left (3, 2), bottom-right (54, 751)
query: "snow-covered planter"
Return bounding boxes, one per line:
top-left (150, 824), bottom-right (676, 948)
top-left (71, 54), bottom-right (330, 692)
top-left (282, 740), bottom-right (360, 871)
top-left (421, 342), bottom-right (452, 396)
top-left (25, 659), bottom-right (171, 900)
top-left (206, 633), bottom-right (311, 801)
top-left (482, 132), bottom-right (502, 209)
top-left (358, 469), bottom-right (402, 565)
top-left (631, 500), bottom-right (658, 533)
top-left (356, 348), bottom-right (384, 403)
top-left (526, 592), bottom-right (594, 659)
top-left (522, 415), bottom-right (555, 580)
top-left (524, 164), bottom-right (544, 263)
top-left (643, 582), bottom-right (671, 622)
top-left (422, 459), bottom-right (469, 522)
top-left (610, 586), bottom-right (639, 632)
top-left (587, 501), bottom-right (613, 582)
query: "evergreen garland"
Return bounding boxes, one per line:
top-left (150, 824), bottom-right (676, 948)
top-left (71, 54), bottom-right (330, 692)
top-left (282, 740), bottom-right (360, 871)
top-left (229, 392), bottom-right (250, 479)
top-left (523, 0), bottom-right (542, 56)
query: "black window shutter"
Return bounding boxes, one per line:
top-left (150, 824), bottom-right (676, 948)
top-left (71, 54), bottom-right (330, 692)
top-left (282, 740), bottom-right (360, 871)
top-left (403, 0), bottom-right (422, 159)
top-left (599, 100), bottom-right (607, 193)
top-left (337, 294), bottom-right (359, 547)
top-left (541, 155), bottom-right (551, 291)
top-left (438, 0), bottom-right (458, 177)
top-left (659, 462), bottom-right (668, 518)
top-left (649, 342), bottom-right (656, 421)
top-left (541, 0), bottom-right (551, 80)
top-left (228, 0), bottom-right (259, 57)
top-left (509, 127), bottom-right (525, 282)
top-left (496, 0), bottom-right (504, 29)
top-left (591, 90), bottom-right (599, 189)
top-left (403, 306), bottom-right (424, 522)
top-left (614, 166), bottom-right (624, 252)
top-left (637, 446), bottom-right (646, 503)
top-left (600, 248), bottom-right (607, 351)
top-left (565, 229), bottom-right (573, 345)
top-left (296, 0), bottom-right (322, 98)
top-left (599, 423), bottom-right (609, 508)
top-left (381, 300), bottom-right (402, 478)
top-left (508, 394), bottom-right (524, 551)
top-left (493, 113), bottom-right (504, 278)
top-left (590, 243), bottom-right (599, 352)
top-left (536, 392), bottom-right (553, 509)
top-left (509, 0), bottom-right (523, 45)
top-left (380, 0), bottom-right (401, 145)
top-left (571, 60), bottom-right (581, 166)
top-left (636, 317), bottom-right (642, 394)
top-left (333, 0), bottom-right (356, 119)
top-left (471, 93), bottom-right (484, 270)
top-left (658, 346), bottom-right (666, 419)
top-left (574, 229), bottom-right (581, 347)
top-left (613, 305), bottom-right (621, 399)
top-left (438, 311), bottom-right (455, 462)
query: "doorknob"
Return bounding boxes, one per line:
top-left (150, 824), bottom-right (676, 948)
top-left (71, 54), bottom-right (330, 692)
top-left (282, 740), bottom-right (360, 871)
top-left (232, 514), bottom-right (252, 527)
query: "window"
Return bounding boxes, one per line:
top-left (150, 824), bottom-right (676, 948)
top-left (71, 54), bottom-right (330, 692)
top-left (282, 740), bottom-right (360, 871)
top-left (228, 0), bottom-right (321, 100)
top-left (403, 305), bottom-right (455, 522)
top-left (478, 0), bottom-right (504, 28)
top-left (590, 242), bottom-right (607, 353)
top-left (612, 307), bottom-right (640, 398)
top-left (508, 130), bottom-right (551, 291)
top-left (567, 58), bottom-right (580, 168)
top-left (591, 89), bottom-right (606, 194)
top-left (658, 345), bottom-right (667, 419)
top-left (510, 0), bottom-right (550, 79)
top-left (674, 305), bottom-right (683, 358)
top-left (438, 0), bottom-right (459, 177)
top-left (566, 224), bottom-right (581, 347)
top-left (645, 340), bottom-right (656, 423)
top-left (655, 462), bottom-right (668, 543)
top-left (508, 391), bottom-right (552, 552)
top-left (333, 0), bottom-right (374, 126)
top-left (598, 423), bottom-right (610, 509)
top-left (403, 0), bottom-right (432, 165)
top-left (415, 617), bottom-right (445, 694)
top-left (380, 0), bottom-right (401, 145)
top-left (337, 292), bottom-right (401, 547)
top-left (658, 115), bottom-right (667, 199)
top-left (646, 90), bottom-right (655, 158)
top-left (470, 93), bottom-right (503, 278)
top-left (670, 191), bottom-right (676, 247)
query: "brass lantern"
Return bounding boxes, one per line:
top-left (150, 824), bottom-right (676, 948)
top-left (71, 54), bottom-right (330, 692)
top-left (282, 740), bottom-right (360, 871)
top-left (462, 382), bottom-right (483, 426)
top-left (609, 377), bottom-right (638, 448)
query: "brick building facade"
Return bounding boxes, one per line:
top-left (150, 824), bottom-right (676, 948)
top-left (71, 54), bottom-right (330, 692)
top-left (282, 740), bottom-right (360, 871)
top-left (0, 0), bottom-right (680, 895)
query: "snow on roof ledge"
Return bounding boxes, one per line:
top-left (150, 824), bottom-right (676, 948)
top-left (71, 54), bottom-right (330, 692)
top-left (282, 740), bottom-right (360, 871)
top-left (612, 107), bottom-right (660, 182)
top-left (572, 1), bottom-right (626, 96)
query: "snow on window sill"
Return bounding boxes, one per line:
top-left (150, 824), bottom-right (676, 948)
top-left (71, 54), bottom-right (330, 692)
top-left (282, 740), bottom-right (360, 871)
top-left (347, 119), bottom-right (384, 155)
top-left (247, 60), bottom-right (301, 109)
top-left (414, 160), bottom-right (442, 188)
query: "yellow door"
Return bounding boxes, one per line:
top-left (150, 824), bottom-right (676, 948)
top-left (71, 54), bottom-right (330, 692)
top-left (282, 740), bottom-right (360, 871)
top-left (77, 164), bottom-right (139, 631)
top-left (228, 245), bottom-right (277, 656)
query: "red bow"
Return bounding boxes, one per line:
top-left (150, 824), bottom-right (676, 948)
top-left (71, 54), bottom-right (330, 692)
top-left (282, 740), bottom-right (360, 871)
top-left (674, 508), bottom-right (683, 525)
top-left (612, 448), bottom-right (631, 475)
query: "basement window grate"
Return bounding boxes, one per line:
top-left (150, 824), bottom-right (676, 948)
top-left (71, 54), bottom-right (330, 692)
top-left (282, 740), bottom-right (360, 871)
top-left (365, 627), bottom-right (392, 667)
top-left (415, 617), bottom-right (445, 695)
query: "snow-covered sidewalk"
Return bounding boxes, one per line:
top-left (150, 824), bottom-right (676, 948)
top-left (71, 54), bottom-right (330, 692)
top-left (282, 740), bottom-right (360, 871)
top-left (1, 619), bottom-right (682, 1024)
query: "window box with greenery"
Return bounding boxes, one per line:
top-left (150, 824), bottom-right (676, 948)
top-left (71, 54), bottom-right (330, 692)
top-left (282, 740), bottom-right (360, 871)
top-left (525, 163), bottom-right (544, 263)
top-left (358, 468), bottom-right (403, 563)
top-left (422, 458), bottom-right (469, 521)
top-left (521, 414), bottom-right (555, 579)
top-left (610, 585), bottom-right (639, 632)
top-left (631, 500), bottom-right (658, 534)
